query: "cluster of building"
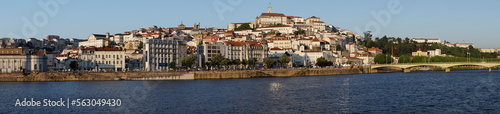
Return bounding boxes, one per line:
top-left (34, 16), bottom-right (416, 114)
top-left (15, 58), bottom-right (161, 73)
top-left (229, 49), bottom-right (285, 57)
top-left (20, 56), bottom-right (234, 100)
top-left (0, 7), bottom-right (498, 73)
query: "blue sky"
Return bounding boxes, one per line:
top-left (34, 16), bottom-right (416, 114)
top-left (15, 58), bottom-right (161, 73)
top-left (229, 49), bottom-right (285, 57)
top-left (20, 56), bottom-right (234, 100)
top-left (1, 0), bottom-right (499, 48)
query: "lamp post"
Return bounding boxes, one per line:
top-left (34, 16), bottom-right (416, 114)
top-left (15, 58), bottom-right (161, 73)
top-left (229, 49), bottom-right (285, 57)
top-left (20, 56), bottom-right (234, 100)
top-left (467, 47), bottom-right (470, 63)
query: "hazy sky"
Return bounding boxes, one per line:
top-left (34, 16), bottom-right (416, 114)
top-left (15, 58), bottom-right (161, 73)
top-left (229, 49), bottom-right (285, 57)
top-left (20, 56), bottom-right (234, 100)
top-left (1, 0), bottom-right (499, 48)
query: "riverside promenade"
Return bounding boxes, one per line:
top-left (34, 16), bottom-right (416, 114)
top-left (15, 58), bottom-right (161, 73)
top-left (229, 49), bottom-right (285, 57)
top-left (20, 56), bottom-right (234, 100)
top-left (0, 68), bottom-right (365, 82)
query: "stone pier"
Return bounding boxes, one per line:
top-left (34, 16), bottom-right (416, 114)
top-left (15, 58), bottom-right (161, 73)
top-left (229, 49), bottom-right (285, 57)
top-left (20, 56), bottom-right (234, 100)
top-left (403, 68), bottom-right (411, 73)
top-left (445, 68), bottom-right (451, 73)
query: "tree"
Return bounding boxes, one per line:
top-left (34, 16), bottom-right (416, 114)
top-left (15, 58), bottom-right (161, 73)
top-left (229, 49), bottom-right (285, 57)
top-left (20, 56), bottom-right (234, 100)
top-left (278, 54), bottom-right (291, 68)
top-left (232, 59), bottom-right (241, 69)
top-left (241, 59), bottom-right (249, 69)
top-left (181, 54), bottom-right (197, 69)
top-left (316, 57), bottom-right (333, 67)
top-left (138, 42), bottom-right (144, 49)
top-left (168, 61), bottom-right (176, 70)
top-left (235, 23), bottom-right (252, 30)
top-left (248, 58), bottom-right (257, 69)
top-left (411, 56), bottom-right (428, 63)
top-left (374, 54), bottom-right (394, 64)
top-left (399, 55), bottom-right (410, 63)
top-left (220, 59), bottom-right (230, 70)
top-left (336, 45), bottom-right (342, 51)
top-left (263, 58), bottom-right (276, 68)
top-left (210, 53), bottom-right (224, 68)
top-left (294, 29), bottom-right (306, 35)
top-left (70, 61), bottom-right (79, 71)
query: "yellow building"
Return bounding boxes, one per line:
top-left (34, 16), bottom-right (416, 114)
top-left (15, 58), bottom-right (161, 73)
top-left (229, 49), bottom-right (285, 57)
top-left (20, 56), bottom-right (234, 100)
top-left (412, 49), bottom-right (428, 57)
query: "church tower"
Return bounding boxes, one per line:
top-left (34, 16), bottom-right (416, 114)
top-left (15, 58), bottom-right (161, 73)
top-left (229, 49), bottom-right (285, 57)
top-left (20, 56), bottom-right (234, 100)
top-left (267, 7), bottom-right (272, 13)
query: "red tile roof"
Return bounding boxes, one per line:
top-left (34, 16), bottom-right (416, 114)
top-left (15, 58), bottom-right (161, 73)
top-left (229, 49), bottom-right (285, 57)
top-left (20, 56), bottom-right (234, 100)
top-left (368, 48), bottom-right (383, 52)
top-left (224, 41), bottom-right (264, 47)
top-left (270, 47), bottom-right (283, 50)
top-left (31, 51), bottom-right (52, 56)
top-left (96, 48), bottom-right (121, 51)
top-left (286, 16), bottom-right (302, 18)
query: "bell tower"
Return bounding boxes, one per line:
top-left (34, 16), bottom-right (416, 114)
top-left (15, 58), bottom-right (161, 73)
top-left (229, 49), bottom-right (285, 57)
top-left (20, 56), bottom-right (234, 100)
top-left (267, 2), bottom-right (272, 13)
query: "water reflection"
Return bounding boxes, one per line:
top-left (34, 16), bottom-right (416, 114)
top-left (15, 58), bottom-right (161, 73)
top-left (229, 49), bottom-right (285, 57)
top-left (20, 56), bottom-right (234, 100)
top-left (339, 78), bottom-right (350, 113)
top-left (2, 71), bottom-right (500, 113)
top-left (269, 82), bottom-right (283, 91)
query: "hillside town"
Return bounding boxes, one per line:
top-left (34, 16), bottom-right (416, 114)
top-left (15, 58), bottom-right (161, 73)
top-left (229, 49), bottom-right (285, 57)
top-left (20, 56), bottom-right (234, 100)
top-left (0, 7), bottom-right (498, 73)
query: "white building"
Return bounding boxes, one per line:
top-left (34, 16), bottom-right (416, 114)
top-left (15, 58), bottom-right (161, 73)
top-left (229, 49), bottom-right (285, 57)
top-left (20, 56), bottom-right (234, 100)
top-left (255, 11), bottom-right (289, 28)
top-left (428, 49), bottom-right (442, 57)
top-left (454, 43), bottom-right (475, 48)
top-left (411, 38), bottom-right (441, 43)
top-left (267, 37), bottom-right (292, 49)
top-left (0, 48), bottom-right (48, 73)
top-left (78, 34), bottom-right (110, 48)
top-left (256, 25), bottom-right (295, 34)
top-left (143, 38), bottom-right (187, 71)
top-left (298, 51), bottom-right (334, 67)
top-left (79, 48), bottom-right (126, 71)
top-left (224, 41), bottom-right (267, 62)
top-left (345, 42), bottom-right (357, 53)
top-left (479, 49), bottom-right (497, 53)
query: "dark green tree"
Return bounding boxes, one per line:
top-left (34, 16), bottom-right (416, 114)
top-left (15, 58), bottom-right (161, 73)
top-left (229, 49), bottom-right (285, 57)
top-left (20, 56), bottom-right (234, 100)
top-left (398, 55), bottom-right (410, 63)
top-left (241, 59), bottom-right (249, 70)
top-left (294, 29), bottom-right (306, 35)
top-left (235, 23), bottom-right (252, 30)
top-left (181, 54), bottom-right (197, 68)
top-left (248, 58), bottom-right (257, 69)
top-left (210, 53), bottom-right (224, 68)
top-left (374, 54), bottom-right (394, 64)
top-left (70, 61), bottom-right (79, 71)
top-left (336, 45), bottom-right (342, 51)
top-left (138, 42), bottom-right (144, 49)
top-left (220, 59), bottom-right (230, 70)
top-left (169, 61), bottom-right (176, 70)
top-left (232, 59), bottom-right (241, 69)
top-left (316, 57), bottom-right (333, 67)
top-left (263, 58), bottom-right (276, 68)
top-left (411, 56), bottom-right (429, 63)
top-left (278, 54), bottom-right (291, 68)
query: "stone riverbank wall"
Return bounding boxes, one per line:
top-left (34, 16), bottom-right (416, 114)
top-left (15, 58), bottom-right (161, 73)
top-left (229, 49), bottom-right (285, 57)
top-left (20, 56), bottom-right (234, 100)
top-left (194, 68), bottom-right (363, 79)
top-left (0, 68), bottom-right (363, 81)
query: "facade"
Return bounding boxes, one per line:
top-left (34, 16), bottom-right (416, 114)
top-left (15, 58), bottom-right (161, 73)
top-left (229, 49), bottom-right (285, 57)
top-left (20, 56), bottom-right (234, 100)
top-left (143, 38), bottom-right (187, 71)
top-left (203, 42), bottom-right (226, 63)
top-left (428, 49), bottom-right (442, 57)
top-left (255, 12), bottom-right (289, 28)
top-left (256, 25), bottom-right (295, 34)
top-left (479, 49), bottom-right (496, 53)
top-left (454, 43), bottom-right (475, 48)
top-left (78, 34), bottom-right (109, 48)
top-left (368, 48), bottom-right (383, 55)
top-left (299, 51), bottom-right (334, 67)
top-left (267, 37), bottom-right (292, 49)
top-left (0, 48), bottom-right (48, 73)
top-left (412, 49), bottom-right (428, 57)
top-left (79, 48), bottom-right (126, 71)
top-left (224, 41), bottom-right (267, 62)
top-left (345, 42), bottom-right (357, 53)
top-left (411, 38), bottom-right (441, 43)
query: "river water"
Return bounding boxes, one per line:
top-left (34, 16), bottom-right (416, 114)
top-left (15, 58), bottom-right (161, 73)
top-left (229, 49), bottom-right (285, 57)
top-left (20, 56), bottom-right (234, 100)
top-left (1, 70), bottom-right (500, 113)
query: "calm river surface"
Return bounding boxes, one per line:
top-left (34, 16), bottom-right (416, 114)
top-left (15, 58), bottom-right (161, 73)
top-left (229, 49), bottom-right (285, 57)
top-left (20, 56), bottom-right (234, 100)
top-left (2, 70), bottom-right (500, 113)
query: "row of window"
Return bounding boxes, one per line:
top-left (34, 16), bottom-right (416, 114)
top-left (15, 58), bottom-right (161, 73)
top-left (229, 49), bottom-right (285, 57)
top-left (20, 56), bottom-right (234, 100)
top-left (0, 51), bottom-right (19, 54)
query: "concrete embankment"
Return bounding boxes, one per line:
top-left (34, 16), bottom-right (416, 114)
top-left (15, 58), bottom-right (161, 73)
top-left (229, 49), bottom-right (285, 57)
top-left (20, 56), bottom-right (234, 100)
top-left (0, 68), bottom-right (363, 82)
top-left (194, 68), bottom-right (363, 79)
top-left (0, 72), bottom-right (188, 82)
